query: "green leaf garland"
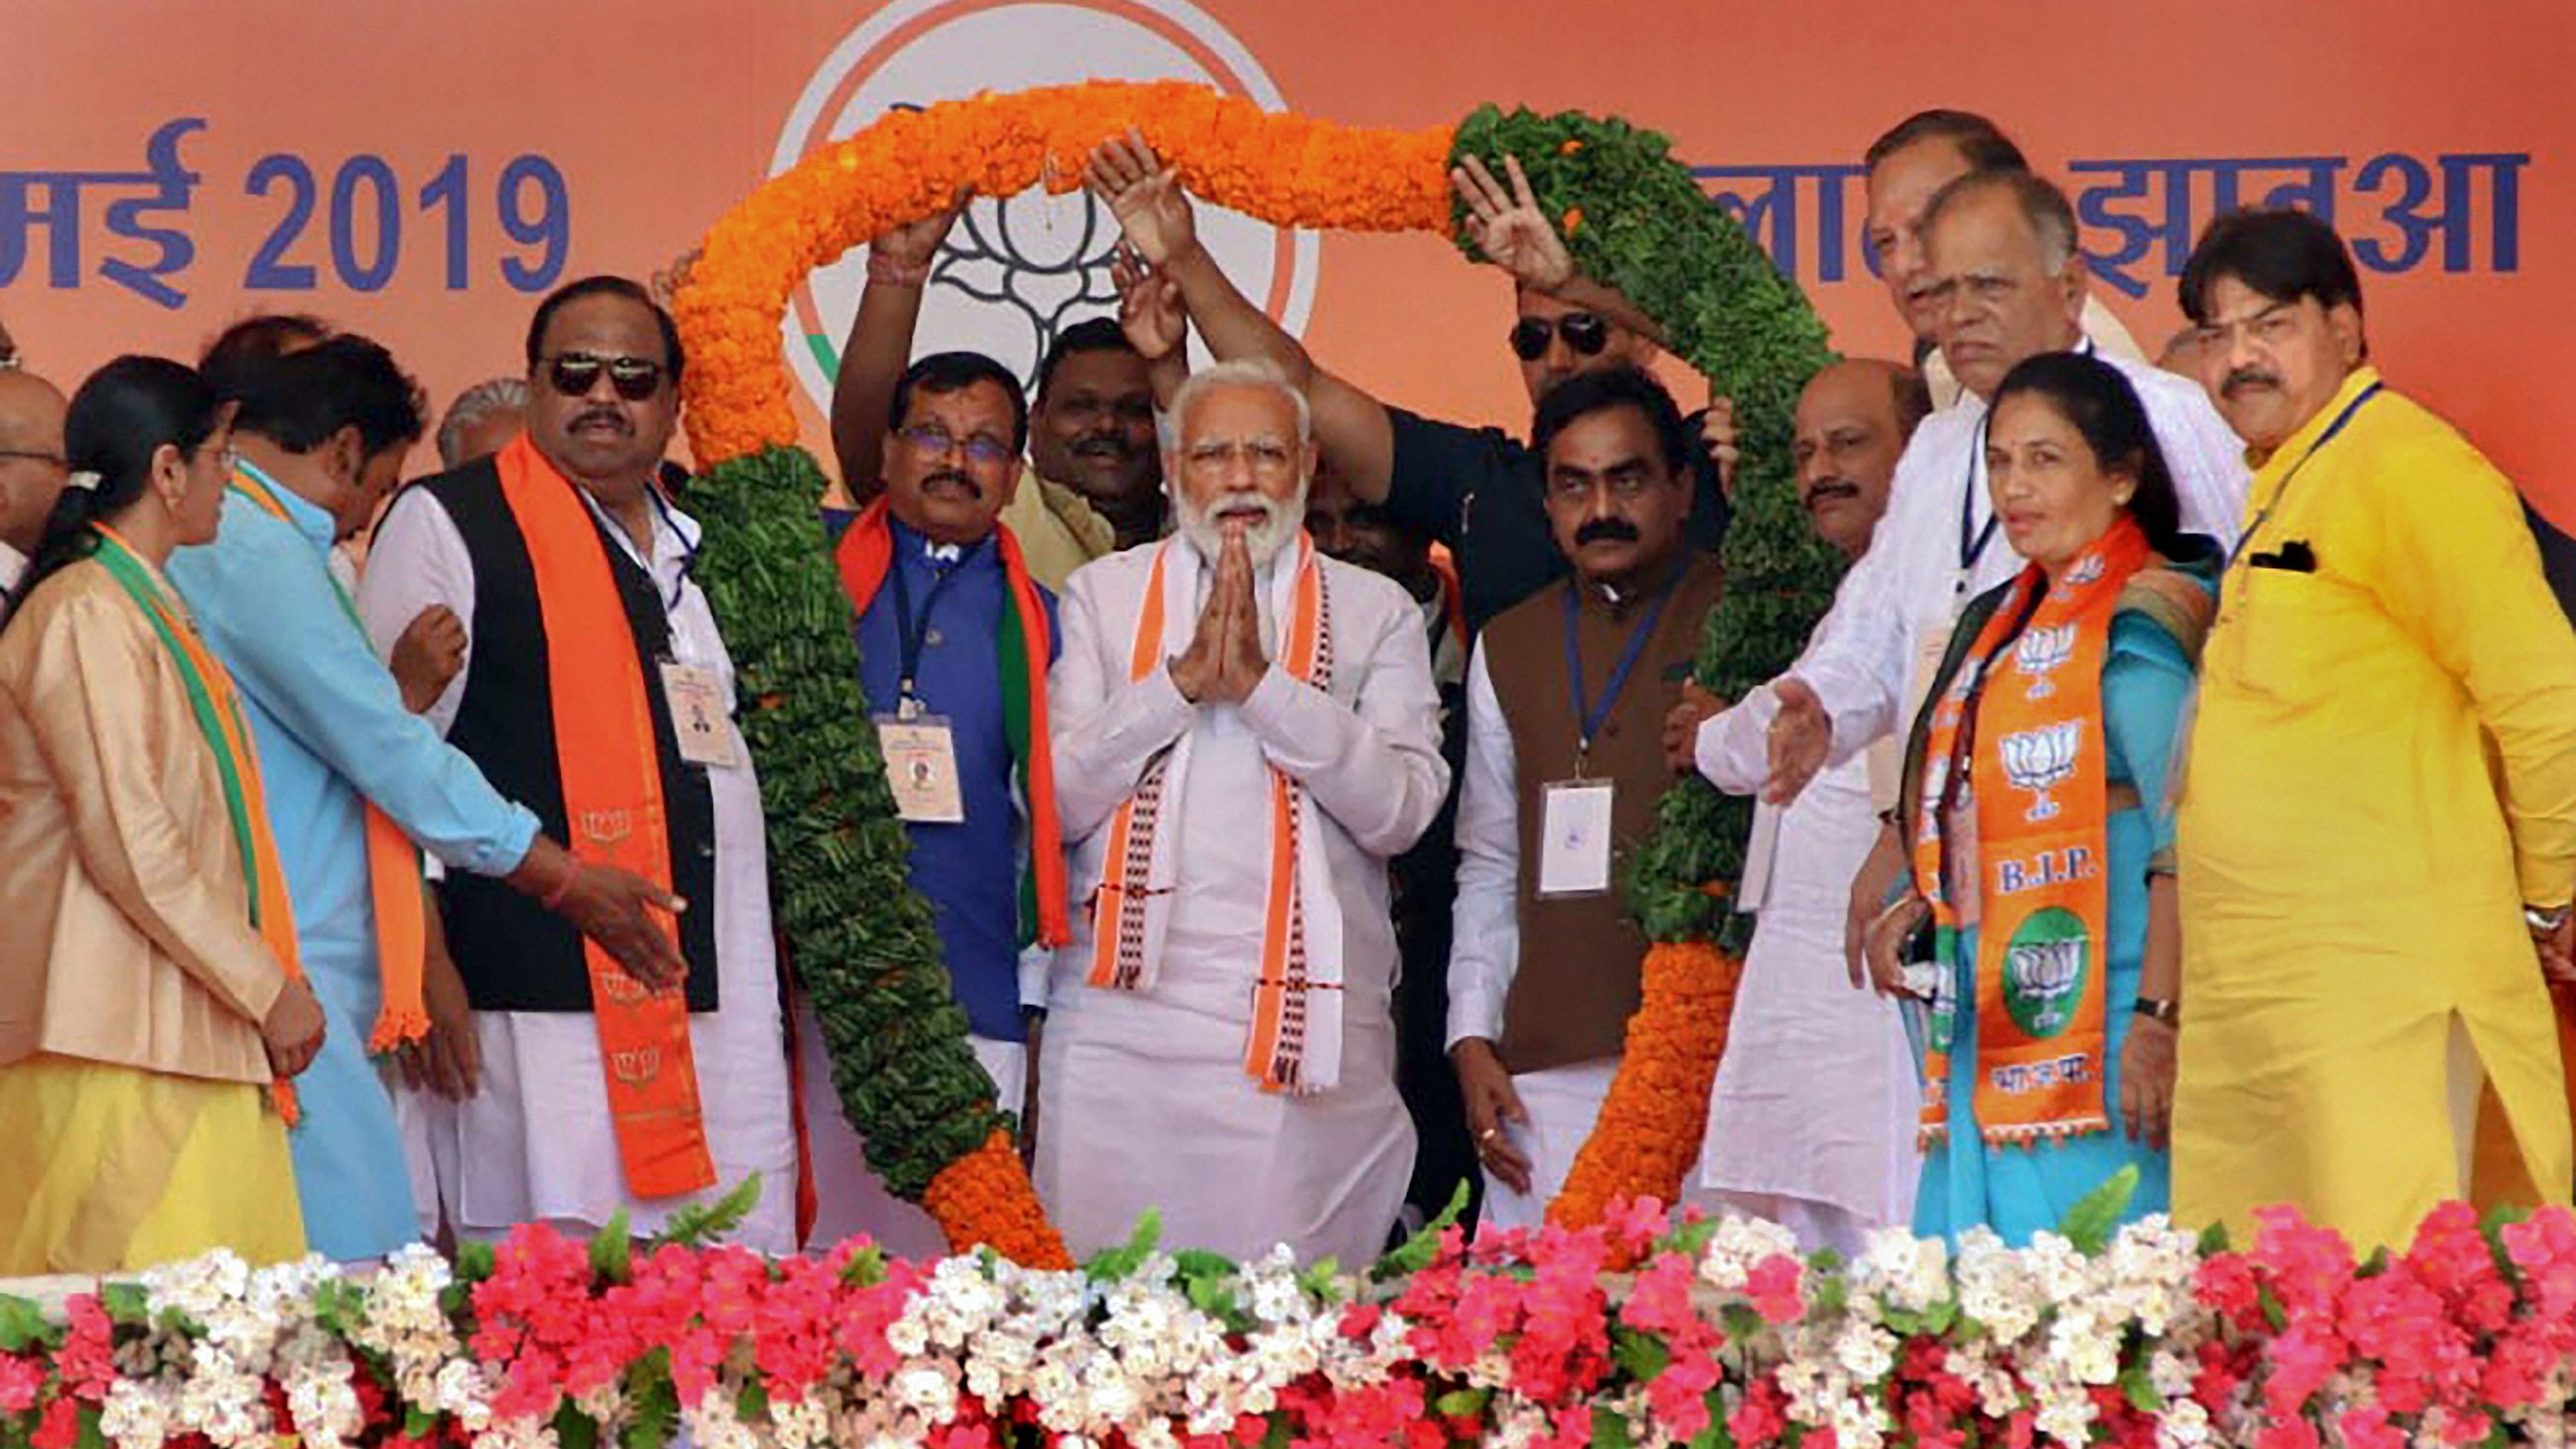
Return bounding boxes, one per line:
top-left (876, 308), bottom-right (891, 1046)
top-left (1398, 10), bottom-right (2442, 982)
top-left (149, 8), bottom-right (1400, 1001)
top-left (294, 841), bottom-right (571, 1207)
top-left (1447, 105), bottom-right (1843, 949)
top-left (684, 443), bottom-right (1006, 1200)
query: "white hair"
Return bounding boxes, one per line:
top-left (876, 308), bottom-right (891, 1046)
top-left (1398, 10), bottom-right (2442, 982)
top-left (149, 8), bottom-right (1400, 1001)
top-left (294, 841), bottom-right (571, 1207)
top-left (436, 376), bottom-right (532, 468)
top-left (1162, 357), bottom-right (1312, 452)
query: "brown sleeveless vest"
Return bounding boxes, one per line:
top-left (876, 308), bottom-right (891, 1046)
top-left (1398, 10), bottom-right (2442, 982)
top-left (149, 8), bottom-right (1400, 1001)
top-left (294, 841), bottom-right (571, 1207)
top-left (1483, 552), bottom-right (1725, 1073)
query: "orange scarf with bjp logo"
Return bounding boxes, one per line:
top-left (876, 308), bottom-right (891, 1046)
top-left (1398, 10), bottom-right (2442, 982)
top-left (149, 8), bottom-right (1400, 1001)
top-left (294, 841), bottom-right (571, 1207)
top-left (490, 432), bottom-right (715, 1199)
top-left (1910, 515), bottom-right (2151, 1149)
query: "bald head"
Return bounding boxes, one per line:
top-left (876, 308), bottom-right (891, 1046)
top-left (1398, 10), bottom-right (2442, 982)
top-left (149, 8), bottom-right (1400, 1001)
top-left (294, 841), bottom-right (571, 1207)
top-left (0, 369), bottom-right (71, 556)
top-left (1793, 359), bottom-right (1927, 560)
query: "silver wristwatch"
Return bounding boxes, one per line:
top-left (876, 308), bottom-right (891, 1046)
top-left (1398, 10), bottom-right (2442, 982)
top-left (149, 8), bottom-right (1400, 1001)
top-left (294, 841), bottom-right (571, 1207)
top-left (2525, 904), bottom-right (2572, 939)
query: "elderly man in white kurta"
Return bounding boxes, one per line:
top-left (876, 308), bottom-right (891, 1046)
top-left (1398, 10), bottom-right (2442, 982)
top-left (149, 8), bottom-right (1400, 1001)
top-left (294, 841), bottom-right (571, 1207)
top-left (1038, 359), bottom-right (1448, 1266)
top-left (1748, 172), bottom-right (2246, 910)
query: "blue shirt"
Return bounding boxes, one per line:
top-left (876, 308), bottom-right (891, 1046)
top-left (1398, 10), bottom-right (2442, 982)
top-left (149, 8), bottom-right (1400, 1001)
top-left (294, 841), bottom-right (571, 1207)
top-left (828, 509), bottom-right (1059, 1043)
top-left (165, 466), bottom-right (541, 1259)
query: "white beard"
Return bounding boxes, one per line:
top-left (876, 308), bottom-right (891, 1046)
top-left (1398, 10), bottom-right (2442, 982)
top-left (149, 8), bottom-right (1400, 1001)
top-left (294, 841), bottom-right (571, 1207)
top-left (1175, 484), bottom-right (1309, 568)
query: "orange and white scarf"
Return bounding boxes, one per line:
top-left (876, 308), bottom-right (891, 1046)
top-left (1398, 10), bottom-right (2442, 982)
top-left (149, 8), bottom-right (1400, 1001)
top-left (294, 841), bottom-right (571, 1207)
top-left (1912, 515), bottom-right (2150, 1148)
top-left (1085, 533), bottom-right (1345, 1094)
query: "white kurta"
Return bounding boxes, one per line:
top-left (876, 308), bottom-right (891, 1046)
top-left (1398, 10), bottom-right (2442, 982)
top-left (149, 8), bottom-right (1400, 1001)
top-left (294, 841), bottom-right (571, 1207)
top-left (1688, 672), bottom-right (1920, 1251)
top-left (1779, 345), bottom-right (2250, 778)
top-left (358, 484), bottom-right (797, 1253)
top-left (1441, 643), bottom-right (1623, 1231)
top-left (1038, 537), bottom-right (1448, 1267)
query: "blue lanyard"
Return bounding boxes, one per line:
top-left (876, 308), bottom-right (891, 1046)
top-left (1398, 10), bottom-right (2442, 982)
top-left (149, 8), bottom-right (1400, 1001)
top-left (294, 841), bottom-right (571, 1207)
top-left (2226, 381), bottom-right (2383, 571)
top-left (1562, 568), bottom-right (1682, 764)
top-left (887, 539), bottom-right (985, 703)
top-left (1957, 414), bottom-right (1998, 588)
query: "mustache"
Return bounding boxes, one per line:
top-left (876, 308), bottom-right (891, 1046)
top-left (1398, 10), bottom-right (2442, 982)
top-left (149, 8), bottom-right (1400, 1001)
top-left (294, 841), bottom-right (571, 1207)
top-left (1803, 479), bottom-right (1861, 507)
top-left (1574, 518), bottom-right (1640, 547)
top-left (920, 468), bottom-right (981, 499)
top-left (2221, 367), bottom-right (2282, 398)
top-left (572, 407), bottom-right (632, 434)
top-left (1071, 431), bottom-right (1135, 459)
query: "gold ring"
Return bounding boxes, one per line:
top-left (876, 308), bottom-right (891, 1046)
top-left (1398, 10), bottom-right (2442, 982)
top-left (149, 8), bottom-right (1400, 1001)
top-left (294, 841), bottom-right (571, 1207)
top-left (1478, 1127), bottom-right (1501, 1144)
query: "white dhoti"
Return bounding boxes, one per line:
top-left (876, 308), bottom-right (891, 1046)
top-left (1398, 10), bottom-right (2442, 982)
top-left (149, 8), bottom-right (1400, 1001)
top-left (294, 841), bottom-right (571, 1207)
top-left (797, 994), bottom-right (1026, 1260)
top-left (1688, 720), bottom-right (1921, 1254)
top-left (1474, 1059), bottom-right (1621, 1233)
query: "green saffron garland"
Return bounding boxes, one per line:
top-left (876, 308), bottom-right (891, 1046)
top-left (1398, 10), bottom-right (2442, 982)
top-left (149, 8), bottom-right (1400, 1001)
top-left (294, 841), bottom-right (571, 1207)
top-left (682, 444), bottom-right (1005, 1200)
top-left (1446, 106), bottom-right (1843, 951)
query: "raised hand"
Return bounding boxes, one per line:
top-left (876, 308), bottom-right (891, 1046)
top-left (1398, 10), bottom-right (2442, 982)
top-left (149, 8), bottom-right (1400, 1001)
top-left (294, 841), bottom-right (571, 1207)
top-left (1210, 526), bottom-right (1268, 701)
top-left (1086, 127), bottom-right (1198, 267)
top-left (1168, 550), bottom-right (1237, 703)
top-left (1663, 679), bottom-right (1728, 775)
top-left (1701, 390), bottom-right (1741, 498)
top-left (1112, 243), bottom-right (1186, 362)
top-left (1450, 154), bottom-right (1576, 294)
top-left (648, 247), bottom-right (701, 311)
top-left (870, 188), bottom-right (971, 283)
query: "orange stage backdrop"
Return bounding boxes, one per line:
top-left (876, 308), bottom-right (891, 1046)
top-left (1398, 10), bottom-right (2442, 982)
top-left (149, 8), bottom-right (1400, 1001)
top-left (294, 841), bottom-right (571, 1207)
top-left (3, 0), bottom-right (2565, 520)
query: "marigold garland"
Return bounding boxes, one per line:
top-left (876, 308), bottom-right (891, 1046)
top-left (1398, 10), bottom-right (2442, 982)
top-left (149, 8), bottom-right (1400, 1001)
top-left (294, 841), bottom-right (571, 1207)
top-left (673, 84), bottom-right (1838, 1252)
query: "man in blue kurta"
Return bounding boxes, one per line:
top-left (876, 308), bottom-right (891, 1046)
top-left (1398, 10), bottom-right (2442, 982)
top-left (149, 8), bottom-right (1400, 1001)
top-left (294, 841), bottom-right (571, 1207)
top-left (807, 349), bottom-right (1069, 1257)
top-left (166, 332), bottom-right (697, 1260)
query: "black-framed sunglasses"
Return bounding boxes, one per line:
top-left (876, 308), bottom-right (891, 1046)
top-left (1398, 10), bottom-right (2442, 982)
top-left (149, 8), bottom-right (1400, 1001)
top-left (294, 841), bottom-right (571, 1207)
top-left (546, 351), bottom-right (666, 402)
top-left (1508, 312), bottom-right (1611, 362)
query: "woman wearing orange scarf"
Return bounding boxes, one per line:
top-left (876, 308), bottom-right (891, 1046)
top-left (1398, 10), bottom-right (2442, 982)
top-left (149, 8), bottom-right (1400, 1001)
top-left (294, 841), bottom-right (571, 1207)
top-left (1867, 353), bottom-right (2219, 1246)
top-left (0, 357), bottom-right (326, 1272)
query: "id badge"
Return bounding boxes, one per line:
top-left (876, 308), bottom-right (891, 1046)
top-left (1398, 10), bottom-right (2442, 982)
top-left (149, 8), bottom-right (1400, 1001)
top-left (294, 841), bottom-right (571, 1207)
top-left (875, 712), bottom-right (966, 824)
top-left (658, 661), bottom-right (738, 768)
top-left (1537, 778), bottom-right (1616, 898)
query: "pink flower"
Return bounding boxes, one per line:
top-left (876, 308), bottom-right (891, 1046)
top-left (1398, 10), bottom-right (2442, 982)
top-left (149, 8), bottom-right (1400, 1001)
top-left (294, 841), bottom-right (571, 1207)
top-left (0, 1353), bottom-right (46, 1414)
top-left (1744, 1254), bottom-right (1805, 1325)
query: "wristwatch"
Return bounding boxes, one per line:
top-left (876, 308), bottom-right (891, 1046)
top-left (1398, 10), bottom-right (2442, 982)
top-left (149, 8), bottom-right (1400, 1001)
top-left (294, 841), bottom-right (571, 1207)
top-left (2526, 904), bottom-right (2573, 940)
top-left (2133, 996), bottom-right (2181, 1028)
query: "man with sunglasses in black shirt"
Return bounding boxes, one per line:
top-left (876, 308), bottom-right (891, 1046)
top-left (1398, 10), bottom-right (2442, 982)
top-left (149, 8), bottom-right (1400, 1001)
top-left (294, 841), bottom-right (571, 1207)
top-left (1085, 131), bottom-right (1732, 636)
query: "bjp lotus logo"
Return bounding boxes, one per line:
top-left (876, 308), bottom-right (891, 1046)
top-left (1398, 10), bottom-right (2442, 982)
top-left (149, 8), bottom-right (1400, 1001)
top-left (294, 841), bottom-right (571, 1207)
top-left (2013, 623), bottom-right (2076, 699)
top-left (774, 0), bottom-right (1316, 407)
top-left (1999, 721), bottom-right (2081, 821)
top-left (2002, 906), bottom-right (2091, 1039)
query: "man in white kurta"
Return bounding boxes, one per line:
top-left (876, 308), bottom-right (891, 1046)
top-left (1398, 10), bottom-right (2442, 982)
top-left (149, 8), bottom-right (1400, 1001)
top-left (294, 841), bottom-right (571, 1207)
top-left (1038, 361), bottom-right (1448, 1267)
top-left (357, 281), bottom-right (795, 1251)
top-left (1675, 361), bottom-right (1928, 1254)
top-left (1750, 171), bottom-right (2247, 832)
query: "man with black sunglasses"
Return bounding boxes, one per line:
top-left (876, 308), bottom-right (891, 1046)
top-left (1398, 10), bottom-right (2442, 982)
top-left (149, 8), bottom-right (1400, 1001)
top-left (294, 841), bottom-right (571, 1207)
top-left (359, 276), bottom-right (797, 1253)
top-left (1086, 132), bottom-right (1733, 637)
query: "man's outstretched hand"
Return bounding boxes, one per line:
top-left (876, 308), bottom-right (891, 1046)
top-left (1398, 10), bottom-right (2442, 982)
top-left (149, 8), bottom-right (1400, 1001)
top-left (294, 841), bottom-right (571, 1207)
top-left (1450, 154), bottom-right (1576, 294)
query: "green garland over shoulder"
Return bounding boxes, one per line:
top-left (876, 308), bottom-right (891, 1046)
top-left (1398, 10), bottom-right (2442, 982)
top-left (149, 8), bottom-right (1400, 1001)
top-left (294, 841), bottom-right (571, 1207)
top-left (684, 444), bottom-right (1004, 1198)
top-left (1448, 107), bottom-right (1843, 951)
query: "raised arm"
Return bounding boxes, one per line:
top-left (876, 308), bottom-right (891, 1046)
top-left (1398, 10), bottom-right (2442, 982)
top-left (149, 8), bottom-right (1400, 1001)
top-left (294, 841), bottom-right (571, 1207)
top-left (826, 194), bottom-right (968, 503)
top-left (1088, 129), bottom-right (1399, 502)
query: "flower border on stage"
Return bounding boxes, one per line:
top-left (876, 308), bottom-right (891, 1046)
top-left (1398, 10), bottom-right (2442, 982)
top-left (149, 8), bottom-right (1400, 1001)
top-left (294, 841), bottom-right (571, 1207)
top-left (7, 1192), bottom-right (2576, 1449)
top-left (668, 80), bottom-right (1840, 1254)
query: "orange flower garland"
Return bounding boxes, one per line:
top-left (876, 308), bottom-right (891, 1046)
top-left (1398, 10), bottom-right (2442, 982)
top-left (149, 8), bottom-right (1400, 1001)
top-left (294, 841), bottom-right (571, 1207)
top-left (1548, 939), bottom-right (1745, 1233)
top-left (675, 80), bottom-right (1454, 465)
top-left (674, 81), bottom-right (1812, 1258)
top-left (921, 1129), bottom-right (1073, 1269)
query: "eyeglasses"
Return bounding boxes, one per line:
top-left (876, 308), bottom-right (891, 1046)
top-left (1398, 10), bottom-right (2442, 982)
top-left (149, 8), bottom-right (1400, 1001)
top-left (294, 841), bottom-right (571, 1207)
top-left (0, 449), bottom-right (66, 470)
top-left (1182, 439), bottom-right (1296, 476)
top-left (545, 351), bottom-right (666, 402)
top-left (1508, 312), bottom-right (1611, 362)
top-left (897, 424), bottom-right (1015, 468)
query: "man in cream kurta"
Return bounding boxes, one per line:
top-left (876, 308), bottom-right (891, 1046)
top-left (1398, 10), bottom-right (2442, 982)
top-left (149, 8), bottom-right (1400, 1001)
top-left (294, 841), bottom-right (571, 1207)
top-left (2172, 208), bottom-right (2576, 1250)
top-left (1039, 360), bottom-right (1448, 1267)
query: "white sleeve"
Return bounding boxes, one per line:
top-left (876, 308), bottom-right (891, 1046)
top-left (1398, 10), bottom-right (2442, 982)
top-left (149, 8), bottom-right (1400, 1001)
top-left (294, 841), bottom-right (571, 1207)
top-left (1046, 565), bottom-right (1200, 842)
top-left (1443, 642), bottom-right (1519, 1050)
top-left (1694, 679), bottom-right (1780, 795)
top-left (356, 488), bottom-right (477, 739)
top-left (2139, 369), bottom-right (2252, 551)
top-left (1783, 476), bottom-right (1923, 768)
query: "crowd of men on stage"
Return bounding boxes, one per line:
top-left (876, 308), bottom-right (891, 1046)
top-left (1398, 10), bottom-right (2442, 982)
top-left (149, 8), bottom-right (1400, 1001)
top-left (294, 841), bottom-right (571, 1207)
top-left (5, 106), bottom-right (2575, 1276)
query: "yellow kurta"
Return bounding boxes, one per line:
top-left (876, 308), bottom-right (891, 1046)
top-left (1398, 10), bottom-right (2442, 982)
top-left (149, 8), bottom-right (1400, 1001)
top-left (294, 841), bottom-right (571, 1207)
top-left (2175, 367), bottom-right (2576, 1251)
top-left (999, 466), bottom-right (1116, 591)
